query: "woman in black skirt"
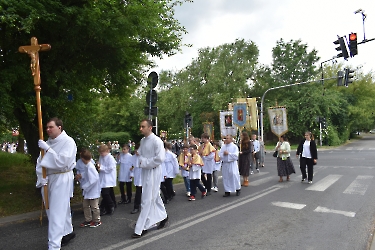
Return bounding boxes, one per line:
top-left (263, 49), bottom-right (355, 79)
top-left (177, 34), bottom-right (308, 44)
top-left (275, 135), bottom-right (295, 182)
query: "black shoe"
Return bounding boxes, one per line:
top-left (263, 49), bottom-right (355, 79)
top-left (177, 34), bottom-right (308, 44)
top-left (109, 207), bottom-right (115, 215)
top-left (61, 232), bottom-right (76, 246)
top-left (157, 216), bottom-right (168, 229)
top-left (301, 178), bottom-right (306, 182)
top-left (131, 230), bottom-right (147, 238)
top-left (236, 189), bottom-right (241, 196)
top-left (124, 199), bottom-right (131, 204)
top-left (206, 192), bottom-right (212, 196)
top-left (131, 208), bottom-right (139, 214)
top-left (223, 192), bottom-right (230, 197)
top-left (100, 209), bottom-right (107, 216)
top-left (118, 200), bottom-right (126, 205)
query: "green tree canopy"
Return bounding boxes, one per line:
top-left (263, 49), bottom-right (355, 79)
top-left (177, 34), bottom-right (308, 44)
top-left (0, 0), bottom-right (189, 161)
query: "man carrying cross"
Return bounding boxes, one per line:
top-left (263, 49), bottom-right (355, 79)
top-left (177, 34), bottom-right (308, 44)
top-left (36, 117), bottom-right (77, 249)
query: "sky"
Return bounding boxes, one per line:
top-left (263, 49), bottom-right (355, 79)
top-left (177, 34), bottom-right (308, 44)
top-left (152, 0), bottom-right (375, 77)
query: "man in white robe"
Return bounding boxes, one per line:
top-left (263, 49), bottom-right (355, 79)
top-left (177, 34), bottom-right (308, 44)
top-left (36, 117), bottom-right (77, 250)
top-left (219, 135), bottom-right (241, 197)
top-left (132, 119), bottom-right (168, 238)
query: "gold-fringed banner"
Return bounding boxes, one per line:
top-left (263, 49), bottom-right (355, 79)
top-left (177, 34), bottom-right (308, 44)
top-left (268, 107), bottom-right (288, 137)
top-left (219, 111), bottom-right (238, 137)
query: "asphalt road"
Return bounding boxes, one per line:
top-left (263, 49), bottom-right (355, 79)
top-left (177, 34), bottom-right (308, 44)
top-left (1, 135), bottom-right (375, 250)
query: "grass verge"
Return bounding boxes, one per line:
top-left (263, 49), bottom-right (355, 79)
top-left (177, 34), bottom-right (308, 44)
top-left (0, 152), bottom-right (183, 217)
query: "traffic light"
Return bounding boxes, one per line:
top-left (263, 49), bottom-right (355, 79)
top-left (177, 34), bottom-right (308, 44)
top-left (144, 106), bottom-right (158, 116)
top-left (184, 112), bottom-right (193, 128)
top-left (145, 71), bottom-right (158, 117)
top-left (337, 70), bottom-right (344, 86)
top-left (320, 117), bottom-right (327, 129)
top-left (333, 37), bottom-right (349, 59)
top-left (344, 68), bottom-right (355, 87)
top-left (349, 33), bottom-right (358, 57)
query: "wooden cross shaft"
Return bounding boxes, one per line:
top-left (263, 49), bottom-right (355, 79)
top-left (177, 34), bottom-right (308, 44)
top-left (19, 37), bottom-right (51, 210)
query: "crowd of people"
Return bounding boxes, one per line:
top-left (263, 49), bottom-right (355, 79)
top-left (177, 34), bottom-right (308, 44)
top-left (33, 116), bottom-right (317, 249)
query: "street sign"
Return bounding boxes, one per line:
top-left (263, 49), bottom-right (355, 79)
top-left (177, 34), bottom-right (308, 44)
top-left (147, 71), bottom-right (158, 89)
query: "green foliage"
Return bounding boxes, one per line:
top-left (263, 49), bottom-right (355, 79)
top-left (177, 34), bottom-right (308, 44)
top-left (157, 39), bottom-right (259, 139)
top-left (98, 131), bottom-right (131, 146)
top-left (0, 0), bottom-right (188, 161)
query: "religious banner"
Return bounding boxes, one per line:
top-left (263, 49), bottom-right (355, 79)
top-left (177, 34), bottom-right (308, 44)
top-left (219, 111), bottom-right (238, 137)
top-left (203, 122), bottom-right (214, 140)
top-left (160, 130), bottom-right (167, 141)
top-left (268, 107), bottom-right (288, 137)
top-left (232, 103), bottom-right (247, 129)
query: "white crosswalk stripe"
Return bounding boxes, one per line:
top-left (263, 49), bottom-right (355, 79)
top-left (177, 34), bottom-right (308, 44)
top-left (305, 174), bottom-right (342, 191)
top-left (343, 175), bottom-right (373, 195)
top-left (249, 176), bottom-right (274, 186)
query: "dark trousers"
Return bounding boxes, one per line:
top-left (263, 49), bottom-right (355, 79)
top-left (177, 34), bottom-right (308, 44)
top-left (300, 157), bottom-right (314, 181)
top-left (160, 182), bottom-right (169, 201)
top-left (201, 173), bottom-right (212, 192)
top-left (119, 181), bottom-right (132, 201)
top-left (134, 186), bottom-right (142, 209)
top-left (100, 187), bottom-right (114, 211)
top-left (190, 179), bottom-right (205, 196)
top-left (164, 178), bottom-right (174, 198)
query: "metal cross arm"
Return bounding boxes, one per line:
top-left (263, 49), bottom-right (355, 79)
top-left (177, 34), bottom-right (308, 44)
top-left (260, 76), bottom-right (337, 141)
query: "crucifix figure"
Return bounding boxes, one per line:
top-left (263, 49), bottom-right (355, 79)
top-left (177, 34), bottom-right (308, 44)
top-left (19, 37), bottom-right (51, 209)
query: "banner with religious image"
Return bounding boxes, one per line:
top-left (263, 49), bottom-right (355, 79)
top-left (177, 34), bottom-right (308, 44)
top-left (267, 107), bottom-right (288, 137)
top-left (233, 103), bottom-right (247, 129)
top-left (202, 122), bottom-right (214, 140)
top-left (219, 111), bottom-right (238, 137)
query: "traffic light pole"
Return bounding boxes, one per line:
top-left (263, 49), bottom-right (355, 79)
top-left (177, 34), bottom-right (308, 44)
top-left (260, 76), bottom-right (337, 142)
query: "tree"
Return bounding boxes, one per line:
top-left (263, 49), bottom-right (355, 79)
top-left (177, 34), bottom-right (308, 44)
top-left (156, 39), bottom-right (259, 139)
top-left (0, 0), bottom-right (189, 161)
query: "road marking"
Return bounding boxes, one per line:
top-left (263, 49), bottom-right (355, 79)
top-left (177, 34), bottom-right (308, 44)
top-left (271, 201), bottom-right (306, 209)
top-left (314, 206), bottom-right (356, 217)
top-left (249, 176), bottom-right (274, 186)
top-left (306, 174), bottom-right (342, 191)
top-left (343, 175), bottom-right (373, 195)
top-left (101, 186), bottom-right (281, 250)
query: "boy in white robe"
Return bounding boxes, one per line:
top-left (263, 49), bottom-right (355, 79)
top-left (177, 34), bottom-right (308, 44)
top-left (75, 149), bottom-right (101, 228)
top-left (132, 119), bottom-right (167, 238)
top-left (219, 135), bottom-right (241, 197)
top-left (131, 144), bottom-right (142, 214)
top-left (36, 117), bottom-right (77, 250)
top-left (97, 144), bottom-right (117, 215)
top-left (163, 142), bottom-right (180, 200)
top-left (117, 145), bottom-right (133, 204)
top-left (198, 133), bottom-right (216, 196)
top-left (178, 145), bottom-right (191, 197)
top-left (188, 144), bottom-right (206, 201)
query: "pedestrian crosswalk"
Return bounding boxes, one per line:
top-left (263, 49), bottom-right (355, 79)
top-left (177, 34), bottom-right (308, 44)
top-left (305, 174), bottom-right (342, 191)
top-left (248, 172), bottom-right (373, 196)
top-left (343, 175), bottom-right (373, 195)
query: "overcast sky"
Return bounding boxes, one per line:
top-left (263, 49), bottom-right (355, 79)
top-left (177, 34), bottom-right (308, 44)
top-left (152, 0), bottom-right (375, 77)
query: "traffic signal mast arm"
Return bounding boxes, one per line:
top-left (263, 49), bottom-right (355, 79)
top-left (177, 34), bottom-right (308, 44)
top-left (260, 76), bottom-right (338, 141)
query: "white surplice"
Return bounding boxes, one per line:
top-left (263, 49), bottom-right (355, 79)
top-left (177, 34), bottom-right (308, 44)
top-left (134, 133), bottom-right (167, 235)
top-left (219, 142), bottom-right (241, 192)
top-left (35, 131), bottom-right (77, 250)
top-left (117, 152), bottom-right (133, 182)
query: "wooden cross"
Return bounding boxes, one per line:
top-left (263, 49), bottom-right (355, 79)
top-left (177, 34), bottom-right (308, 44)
top-left (19, 37), bottom-right (51, 210)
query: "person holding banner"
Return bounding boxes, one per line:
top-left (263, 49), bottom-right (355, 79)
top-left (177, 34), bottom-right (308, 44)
top-left (36, 117), bottom-right (77, 249)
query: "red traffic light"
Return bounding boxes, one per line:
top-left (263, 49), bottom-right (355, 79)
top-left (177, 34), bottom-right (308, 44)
top-left (349, 33), bottom-right (357, 41)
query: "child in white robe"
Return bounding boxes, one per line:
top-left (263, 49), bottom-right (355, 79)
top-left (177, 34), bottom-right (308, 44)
top-left (75, 149), bottom-right (101, 228)
top-left (117, 145), bottom-right (133, 204)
